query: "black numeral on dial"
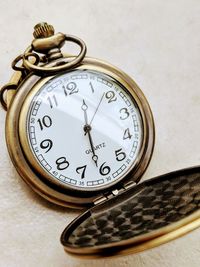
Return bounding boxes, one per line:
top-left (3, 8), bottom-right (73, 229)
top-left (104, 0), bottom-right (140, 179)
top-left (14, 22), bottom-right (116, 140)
top-left (47, 95), bottom-right (58, 109)
top-left (56, 157), bottom-right (69, 170)
top-left (99, 162), bottom-right (111, 176)
top-left (89, 82), bottom-right (94, 93)
top-left (115, 148), bottom-right (126, 161)
top-left (105, 91), bottom-right (117, 103)
top-left (40, 139), bottom-right (53, 153)
top-left (123, 128), bottom-right (132, 140)
top-left (76, 165), bottom-right (87, 179)
top-left (37, 115), bottom-right (52, 130)
top-left (63, 82), bottom-right (79, 96)
top-left (120, 108), bottom-right (130, 120)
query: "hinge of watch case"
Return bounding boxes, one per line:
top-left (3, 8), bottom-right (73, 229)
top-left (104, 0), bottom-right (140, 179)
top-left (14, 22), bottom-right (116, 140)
top-left (93, 180), bottom-right (137, 206)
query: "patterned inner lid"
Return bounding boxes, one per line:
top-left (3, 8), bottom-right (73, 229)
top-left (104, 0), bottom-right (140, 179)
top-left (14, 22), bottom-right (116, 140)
top-left (61, 166), bottom-right (200, 254)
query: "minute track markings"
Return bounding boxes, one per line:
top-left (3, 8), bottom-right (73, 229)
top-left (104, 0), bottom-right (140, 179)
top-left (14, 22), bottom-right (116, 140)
top-left (27, 69), bottom-right (143, 189)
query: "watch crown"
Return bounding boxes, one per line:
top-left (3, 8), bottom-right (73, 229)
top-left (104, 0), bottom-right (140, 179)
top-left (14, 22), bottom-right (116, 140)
top-left (33, 22), bottom-right (54, 38)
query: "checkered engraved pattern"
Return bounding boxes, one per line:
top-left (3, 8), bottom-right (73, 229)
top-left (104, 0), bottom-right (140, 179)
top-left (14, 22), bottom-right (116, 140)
top-left (65, 169), bottom-right (200, 248)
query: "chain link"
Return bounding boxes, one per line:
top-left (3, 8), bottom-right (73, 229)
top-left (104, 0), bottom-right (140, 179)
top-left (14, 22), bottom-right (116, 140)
top-left (0, 83), bottom-right (18, 110)
top-left (11, 54), bottom-right (25, 71)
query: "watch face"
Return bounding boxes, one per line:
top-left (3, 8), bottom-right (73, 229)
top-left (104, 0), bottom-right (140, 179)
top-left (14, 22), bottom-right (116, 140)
top-left (25, 69), bottom-right (143, 190)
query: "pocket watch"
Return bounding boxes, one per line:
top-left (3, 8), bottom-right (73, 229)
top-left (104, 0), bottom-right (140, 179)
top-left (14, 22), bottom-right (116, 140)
top-left (1, 22), bottom-right (200, 258)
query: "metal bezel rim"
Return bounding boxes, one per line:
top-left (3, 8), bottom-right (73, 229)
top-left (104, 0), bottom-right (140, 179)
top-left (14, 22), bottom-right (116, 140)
top-left (5, 57), bottom-right (155, 208)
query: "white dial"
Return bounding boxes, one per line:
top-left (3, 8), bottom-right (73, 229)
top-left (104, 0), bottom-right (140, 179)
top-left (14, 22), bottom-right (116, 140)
top-left (26, 69), bottom-right (143, 190)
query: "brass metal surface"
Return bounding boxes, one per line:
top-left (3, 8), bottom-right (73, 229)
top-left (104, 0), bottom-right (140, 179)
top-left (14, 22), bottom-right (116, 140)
top-left (23, 34), bottom-right (87, 74)
top-left (6, 57), bottom-right (155, 208)
top-left (33, 22), bottom-right (54, 38)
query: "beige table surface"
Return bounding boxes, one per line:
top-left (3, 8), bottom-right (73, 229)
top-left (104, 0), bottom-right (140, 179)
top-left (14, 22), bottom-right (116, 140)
top-left (0, 0), bottom-right (200, 266)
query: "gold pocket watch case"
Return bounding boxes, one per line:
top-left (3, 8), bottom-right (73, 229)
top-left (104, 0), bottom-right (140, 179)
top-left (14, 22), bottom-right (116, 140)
top-left (1, 22), bottom-right (200, 258)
